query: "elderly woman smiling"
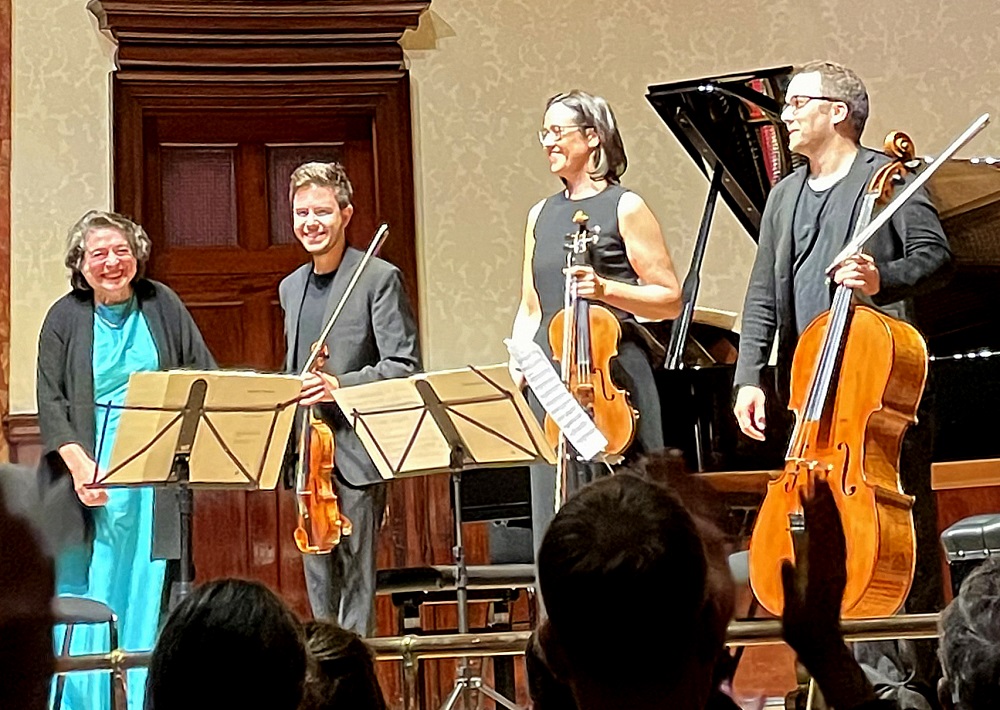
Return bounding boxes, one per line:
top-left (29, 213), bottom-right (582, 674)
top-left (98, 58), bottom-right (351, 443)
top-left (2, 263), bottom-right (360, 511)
top-left (36, 210), bottom-right (214, 710)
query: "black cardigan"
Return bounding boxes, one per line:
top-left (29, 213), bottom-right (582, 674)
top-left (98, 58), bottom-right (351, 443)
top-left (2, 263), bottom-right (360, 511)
top-left (36, 278), bottom-right (216, 560)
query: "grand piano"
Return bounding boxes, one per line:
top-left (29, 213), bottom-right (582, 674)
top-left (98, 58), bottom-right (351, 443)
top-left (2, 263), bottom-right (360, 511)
top-left (646, 66), bottom-right (1000, 480)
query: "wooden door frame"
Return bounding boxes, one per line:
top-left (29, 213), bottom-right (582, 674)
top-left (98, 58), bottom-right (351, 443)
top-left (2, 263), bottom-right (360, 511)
top-left (88, 0), bottom-right (429, 310)
top-left (0, 0), bottom-right (10, 460)
top-left (112, 75), bottom-right (419, 309)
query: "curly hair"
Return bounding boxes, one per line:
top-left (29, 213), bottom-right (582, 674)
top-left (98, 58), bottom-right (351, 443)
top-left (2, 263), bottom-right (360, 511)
top-left (940, 557), bottom-right (1000, 709)
top-left (64, 210), bottom-right (151, 292)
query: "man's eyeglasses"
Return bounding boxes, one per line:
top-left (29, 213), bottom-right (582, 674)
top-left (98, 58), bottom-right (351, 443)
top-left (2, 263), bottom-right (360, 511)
top-left (537, 125), bottom-right (592, 144)
top-left (782, 95), bottom-right (845, 113)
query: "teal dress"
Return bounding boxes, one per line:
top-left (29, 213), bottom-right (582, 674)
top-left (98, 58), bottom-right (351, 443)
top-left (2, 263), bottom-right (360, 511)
top-left (54, 297), bottom-right (165, 710)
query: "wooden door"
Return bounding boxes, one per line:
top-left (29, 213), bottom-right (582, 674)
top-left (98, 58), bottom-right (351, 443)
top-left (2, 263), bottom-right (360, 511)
top-left (141, 109), bottom-right (383, 615)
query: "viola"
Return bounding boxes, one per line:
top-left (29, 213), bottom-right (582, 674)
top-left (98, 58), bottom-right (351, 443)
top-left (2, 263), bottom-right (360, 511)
top-left (293, 342), bottom-right (352, 554)
top-left (748, 132), bottom-right (923, 618)
top-left (544, 210), bottom-right (637, 505)
top-left (288, 223), bottom-right (390, 554)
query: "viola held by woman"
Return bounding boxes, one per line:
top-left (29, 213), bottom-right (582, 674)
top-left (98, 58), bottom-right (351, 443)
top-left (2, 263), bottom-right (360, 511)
top-left (544, 210), bottom-right (637, 460)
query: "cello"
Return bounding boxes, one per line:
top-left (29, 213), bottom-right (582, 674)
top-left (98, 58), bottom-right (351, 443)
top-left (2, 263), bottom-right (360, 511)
top-left (292, 223), bottom-right (389, 554)
top-left (544, 210), bottom-right (637, 507)
top-left (748, 131), bottom-right (926, 619)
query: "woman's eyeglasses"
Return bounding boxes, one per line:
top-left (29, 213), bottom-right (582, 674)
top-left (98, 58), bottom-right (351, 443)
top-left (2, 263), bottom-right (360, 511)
top-left (537, 125), bottom-right (592, 145)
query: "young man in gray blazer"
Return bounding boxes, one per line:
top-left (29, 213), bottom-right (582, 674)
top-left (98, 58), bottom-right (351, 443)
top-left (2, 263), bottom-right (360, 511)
top-left (280, 161), bottom-right (420, 636)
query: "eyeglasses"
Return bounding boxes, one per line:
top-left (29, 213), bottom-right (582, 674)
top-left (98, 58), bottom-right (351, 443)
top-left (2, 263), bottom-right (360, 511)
top-left (537, 125), bottom-right (592, 145)
top-left (782, 95), bottom-right (845, 113)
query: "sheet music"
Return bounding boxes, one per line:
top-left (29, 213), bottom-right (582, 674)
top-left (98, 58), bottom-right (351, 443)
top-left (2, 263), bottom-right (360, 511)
top-left (101, 370), bottom-right (301, 489)
top-left (504, 338), bottom-right (607, 461)
top-left (333, 364), bottom-right (555, 479)
top-left (332, 378), bottom-right (452, 478)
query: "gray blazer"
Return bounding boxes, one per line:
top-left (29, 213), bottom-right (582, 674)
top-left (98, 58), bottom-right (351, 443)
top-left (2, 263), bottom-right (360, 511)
top-left (279, 247), bottom-right (421, 487)
top-left (35, 279), bottom-right (216, 559)
top-left (735, 147), bottom-right (953, 399)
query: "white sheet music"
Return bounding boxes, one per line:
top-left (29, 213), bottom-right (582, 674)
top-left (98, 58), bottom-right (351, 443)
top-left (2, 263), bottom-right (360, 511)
top-left (504, 339), bottom-right (607, 461)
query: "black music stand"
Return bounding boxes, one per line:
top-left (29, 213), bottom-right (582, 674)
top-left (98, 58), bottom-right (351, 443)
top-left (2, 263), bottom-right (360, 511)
top-left (336, 364), bottom-right (554, 710)
top-left (90, 370), bottom-right (301, 608)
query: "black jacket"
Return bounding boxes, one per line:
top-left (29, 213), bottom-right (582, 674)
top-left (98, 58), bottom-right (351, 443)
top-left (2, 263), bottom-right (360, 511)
top-left (735, 147), bottom-right (953, 400)
top-left (35, 278), bottom-right (215, 559)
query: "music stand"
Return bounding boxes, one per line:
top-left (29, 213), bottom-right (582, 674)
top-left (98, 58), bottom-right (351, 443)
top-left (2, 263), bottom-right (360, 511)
top-left (334, 364), bottom-right (555, 710)
top-left (90, 370), bottom-right (301, 607)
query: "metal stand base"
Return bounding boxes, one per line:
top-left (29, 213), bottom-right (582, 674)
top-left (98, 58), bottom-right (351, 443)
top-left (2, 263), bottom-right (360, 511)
top-left (439, 664), bottom-right (522, 710)
top-left (438, 471), bottom-right (523, 710)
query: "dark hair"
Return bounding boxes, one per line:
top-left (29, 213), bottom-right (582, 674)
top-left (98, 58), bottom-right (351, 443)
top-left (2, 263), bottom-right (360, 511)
top-left (146, 579), bottom-right (306, 710)
top-left (301, 621), bottom-right (386, 710)
top-left (65, 210), bottom-right (151, 292)
top-left (793, 60), bottom-right (870, 140)
top-left (545, 90), bottom-right (628, 183)
top-left (0, 486), bottom-right (54, 710)
top-left (525, 630), bottom-right (578, 710)
top-left (939, 557), bottom-right (1000, 709)
top-left (537, 473), bottom-right (710, 686)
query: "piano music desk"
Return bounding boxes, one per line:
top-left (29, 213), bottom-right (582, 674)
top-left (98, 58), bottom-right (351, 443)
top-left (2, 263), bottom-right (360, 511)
top-left (932, 458), bottom-right (1000, 601)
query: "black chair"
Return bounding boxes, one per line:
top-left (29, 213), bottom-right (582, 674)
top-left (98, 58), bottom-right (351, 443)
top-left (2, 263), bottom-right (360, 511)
top-left (52, 596), bottom-right (121, 710)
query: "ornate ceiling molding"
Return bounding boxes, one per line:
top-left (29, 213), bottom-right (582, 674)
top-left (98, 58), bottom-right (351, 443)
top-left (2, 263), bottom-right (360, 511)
top-left (87, 1), bottom-right (430, 72)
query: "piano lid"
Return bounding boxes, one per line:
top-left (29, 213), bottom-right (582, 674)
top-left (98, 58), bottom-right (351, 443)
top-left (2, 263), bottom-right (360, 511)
top-left (648, 67), bottom-right (1000, 354)
top-left (646, 66), bottom-right (796, 241)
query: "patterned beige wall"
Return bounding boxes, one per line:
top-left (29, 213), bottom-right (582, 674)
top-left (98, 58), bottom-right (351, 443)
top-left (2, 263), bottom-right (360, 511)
top-left (10, 0), bottom-right (115, 412)
top-left (9, 1), bottom-right (1000, 410)
top-left (404, 0), bottom-right (1000, 371)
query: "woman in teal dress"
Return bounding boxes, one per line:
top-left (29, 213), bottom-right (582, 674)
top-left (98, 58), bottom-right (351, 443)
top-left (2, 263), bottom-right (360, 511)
top-left (36, 210), bottom-right (215, 710)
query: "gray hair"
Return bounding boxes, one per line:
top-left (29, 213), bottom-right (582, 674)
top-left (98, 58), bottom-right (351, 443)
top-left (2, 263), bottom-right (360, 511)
top-left (288, 162), bottom-right (353, 208)
top-left (546, 91), bottom-right (628, 184)
top-left (939, 557), bottom-right (1000, 708)
top-left (793, 60), bottom-right (870, 140)
top-left (65, 210), bottom-right (151, 292)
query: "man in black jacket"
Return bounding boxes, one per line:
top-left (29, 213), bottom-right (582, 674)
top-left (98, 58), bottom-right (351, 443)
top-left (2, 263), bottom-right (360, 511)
top-left (733, 60), bottom-right (952, 706)
top-left (733, 60), bottom-right (951, 418)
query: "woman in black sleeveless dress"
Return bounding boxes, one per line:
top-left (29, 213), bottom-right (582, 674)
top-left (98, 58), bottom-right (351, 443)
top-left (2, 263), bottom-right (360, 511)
top-left (510, 90), bottom-right (682, 548)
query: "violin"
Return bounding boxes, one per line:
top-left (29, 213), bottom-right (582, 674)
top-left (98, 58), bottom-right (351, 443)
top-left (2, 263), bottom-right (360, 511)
top-left (294, 342), bottom-right (352, 554)
top-left (544, 210), bottom-right (637, 504)
top-left (748, 132), bottom-right (923, 618)
top-left (290, 222), bottom-right (390, 555)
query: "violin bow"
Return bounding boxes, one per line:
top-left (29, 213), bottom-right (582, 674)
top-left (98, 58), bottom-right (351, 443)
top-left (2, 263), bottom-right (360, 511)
top-left (298, 222), bottom-right (390, 377)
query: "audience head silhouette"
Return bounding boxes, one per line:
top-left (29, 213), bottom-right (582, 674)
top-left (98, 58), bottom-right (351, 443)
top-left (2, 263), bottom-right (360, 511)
top-left (940, 557), bottom-right (1000, 710)
top-left (536, 471), bottom-right (733, 710)
top-left (145, 579), bottom-right (306, 710)
top-left (0, 487), bottom-right (54, 710)
top-left (301, 620), bottom-right (386, 710)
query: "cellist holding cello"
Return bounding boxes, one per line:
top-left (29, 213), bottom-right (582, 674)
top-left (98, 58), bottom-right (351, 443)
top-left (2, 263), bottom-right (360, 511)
top-left (733, 60), bottom-right (953, 694)
top-left (511, 90), bottom-right (682, 550)
top-left (280, 161), bottom-right (421, 636)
